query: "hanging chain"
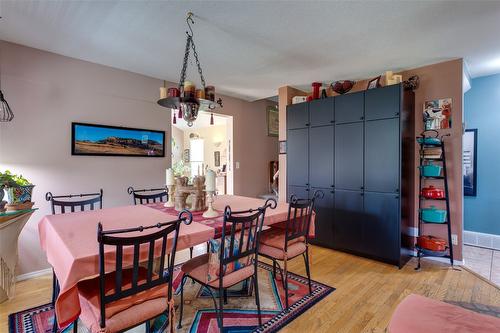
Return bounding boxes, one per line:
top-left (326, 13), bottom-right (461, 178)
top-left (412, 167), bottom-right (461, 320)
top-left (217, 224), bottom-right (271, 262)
top-left (190, 37), bottom-right (206, 89)
top-left (178, 34), bottom-right (191, 91)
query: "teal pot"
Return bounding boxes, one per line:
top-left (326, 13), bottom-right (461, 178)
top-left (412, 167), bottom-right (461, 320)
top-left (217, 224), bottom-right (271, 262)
top-left (419, 163), bottom-right (442, 177)
top-left (417, 137), bottom-right (441, 145)
top-left (421, 206), bottom-right (447, 223)
top-left (6, 185), bottom-right (35, 203)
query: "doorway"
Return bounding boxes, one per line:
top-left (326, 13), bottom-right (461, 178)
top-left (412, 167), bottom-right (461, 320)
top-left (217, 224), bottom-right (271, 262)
top-left (171, 110), bottom-right (234, 195)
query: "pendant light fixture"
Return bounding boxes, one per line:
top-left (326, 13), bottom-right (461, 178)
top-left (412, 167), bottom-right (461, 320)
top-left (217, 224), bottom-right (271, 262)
top-left (158, 12), bottom-right (222, 127)
top-left (0, 39), bottom-right (13, 122)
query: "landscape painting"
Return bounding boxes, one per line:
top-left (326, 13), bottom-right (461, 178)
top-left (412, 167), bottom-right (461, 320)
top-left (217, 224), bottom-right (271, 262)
top-left (72, 123), bottom-right (165, 157)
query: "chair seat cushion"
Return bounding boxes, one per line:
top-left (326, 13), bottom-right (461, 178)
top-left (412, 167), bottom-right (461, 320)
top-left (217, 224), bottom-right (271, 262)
top-left (182, 253), bottom-right (255, 288)
top-left (259, 241), bottom-right (307, 260)
top-left (259, 228), bottom-right (305, 250)
top-left (77, 267), bottom-right (168, 333)
top-left (388, 294), bottom-right (500, 333)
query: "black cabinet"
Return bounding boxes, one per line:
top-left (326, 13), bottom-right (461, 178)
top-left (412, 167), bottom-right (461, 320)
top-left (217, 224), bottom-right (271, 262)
top-left (335, 122), bottom-right (363, 190)
top-left (286, 84), bottom-right (413, 267)
top-left (287, 185), bottom-right (309, 201)
top-left (365, 84), bottom-right (400, 120)
top-left (363, 192), bottom-right (400, 264)
top-left (364, 118), bottom-right (400, 193)
top-left (310, 188), bottom-right (334, 247)
top-left (335, 91), bottom-right (364, 123)
top-left (309, 126), bottom-right (334, 188)
top-left (333, 190), bottom-right (364, 253)
top-left (287, 103), bottom-right (309, 130)
top-left (310, 98), bottom-right (334, 127)
top-left (287, 128), bottom-right (309, 186)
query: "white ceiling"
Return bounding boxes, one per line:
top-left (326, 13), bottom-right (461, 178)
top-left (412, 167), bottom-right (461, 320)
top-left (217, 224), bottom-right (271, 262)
top-left (172, 110), bottom-right (228, 130)
top-left (1, 1), bottom-right (500, 101)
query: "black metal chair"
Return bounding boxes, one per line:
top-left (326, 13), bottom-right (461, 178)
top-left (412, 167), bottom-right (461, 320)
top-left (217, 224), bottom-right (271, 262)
top-left (177, 199), bottom-right (277, 332)
top-left (258, 190), bottom-right (322, 309)
top-left (127, 186), bottom-right (168, 205)
top-left (74, 210), bottom-right (192, 333)
top-left (45, 189), bottom-right (103, 333)
top-left (46, 189), bottom-right (103, 214)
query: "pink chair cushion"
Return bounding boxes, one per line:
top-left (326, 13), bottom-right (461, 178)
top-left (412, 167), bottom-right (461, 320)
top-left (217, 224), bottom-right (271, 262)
top-left (259, 228), bottom-right (305, 250)
top-left (388, 294), bottom-right (500, 333)
top-left (77, 267), bottom-right (168, 332)
top-left (259, 242), bottom-right (307, 260)
top-left (182, 253), bottom-right (255, 288)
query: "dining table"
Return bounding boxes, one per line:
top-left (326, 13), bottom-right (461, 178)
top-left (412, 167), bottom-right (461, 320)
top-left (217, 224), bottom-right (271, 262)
top-left (38, 195), bottom-right (315, 329)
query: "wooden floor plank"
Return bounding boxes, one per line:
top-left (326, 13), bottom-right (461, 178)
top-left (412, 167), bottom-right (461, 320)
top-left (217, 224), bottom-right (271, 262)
top-left (1, 245), bottom-right (499, 332)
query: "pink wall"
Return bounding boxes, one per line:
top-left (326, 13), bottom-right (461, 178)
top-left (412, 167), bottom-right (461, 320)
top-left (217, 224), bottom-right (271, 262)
top-left (0, 41), bottom-right (277, 275)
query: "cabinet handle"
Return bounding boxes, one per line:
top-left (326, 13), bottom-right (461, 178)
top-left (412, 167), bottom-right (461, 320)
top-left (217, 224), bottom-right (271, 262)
top-left (360, 186), bottom-right (364, 190)
top-left (306, 183), bottom-right (309, 186)
top-left (330, 190), bottom-right (334, 194)
top-left (330, 120), bottom-right (335, 124)
top-left (360, 116), bottom-right (364, 120)
top-left (395, 189), bottom-right (399, 193)
top-left (395, 195), bottom-right (400, 199)
top-left (360, 193), bottom-right (364, 197)
top-left (306, 189), bottom-right (310, 192)
top-left (395, 112), bottom-right (400, 116)
top-left (331, 185), bottom-right (334, 188)
top-left (305, 123), bottom-right (310, 127)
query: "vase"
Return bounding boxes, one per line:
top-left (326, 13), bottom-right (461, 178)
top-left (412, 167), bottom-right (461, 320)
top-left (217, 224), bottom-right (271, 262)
top-left (5, 185), bottom-right (35, 203)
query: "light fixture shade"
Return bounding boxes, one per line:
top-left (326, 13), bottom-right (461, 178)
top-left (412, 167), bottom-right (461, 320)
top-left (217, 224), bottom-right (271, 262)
top-left (0, 90), bottom-right (14, 122)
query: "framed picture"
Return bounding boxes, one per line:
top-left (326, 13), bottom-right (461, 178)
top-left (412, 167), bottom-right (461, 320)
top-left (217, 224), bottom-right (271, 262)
top-left (367, 76), bottom-right (381, 89)
top-left (279, 140), bottom-right (287, 154)
top-left (214, 151), bottom-right (221, 167)
top-left (183, 149), bottom-right (190, 163)
top-left (463, 129), bottom-right (477, 196)
top-left (72, 123), bottom-right (165, 157)
top-left (267, 105), bottom-right (279, 137)
top-left (424, 98), bottom-right (452, 130)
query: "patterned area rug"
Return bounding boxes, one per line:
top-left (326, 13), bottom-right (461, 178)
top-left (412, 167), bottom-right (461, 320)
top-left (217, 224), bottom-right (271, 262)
top-left (9, 261), bottom-right (334, 333)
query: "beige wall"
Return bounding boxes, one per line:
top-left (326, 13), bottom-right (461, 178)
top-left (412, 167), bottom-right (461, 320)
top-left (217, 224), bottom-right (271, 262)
top-left (278, 59), bottom-right (464, 260)
top-left (182, 124), bottom-right (228, 172)
top-left (0, 41), bottom-right (278, 275)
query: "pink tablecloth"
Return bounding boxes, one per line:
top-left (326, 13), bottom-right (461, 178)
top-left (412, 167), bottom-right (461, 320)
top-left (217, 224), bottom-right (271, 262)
top-left (38, 204), bottom-right (213, 328)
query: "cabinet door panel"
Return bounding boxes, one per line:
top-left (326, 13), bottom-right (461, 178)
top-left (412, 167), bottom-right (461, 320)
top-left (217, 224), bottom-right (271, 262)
top-left (287, 185), bottom-right (309, 202)
top-left (310, 98), bottom-right (334, 127)
top-left (287, 128), bottom-right (309, 186)
top-left (364, 119), bottom-right (400, 193)
top-left (365, 84), bottom-right (400, 120)
top-left (287, 103), bottom-right (309, 130)
top-left (309, 126), bottom-right (334, 188)
top-left (333, 190), bottom-right (364, 252)
top-left (363, 192), bottom-right (400, 262)
top-left (310, 188), bottom-right (334, 247)
top-left (335, 123), bottom-right (363, 190)
top-left (335, 91), bottom-right (364, 124)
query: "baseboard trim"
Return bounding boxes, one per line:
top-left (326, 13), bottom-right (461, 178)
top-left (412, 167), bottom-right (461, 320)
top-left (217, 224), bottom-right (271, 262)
top-left (463, 230), bottom-right (500, 250)
top-left (16, 268), bottom-right (52, 282)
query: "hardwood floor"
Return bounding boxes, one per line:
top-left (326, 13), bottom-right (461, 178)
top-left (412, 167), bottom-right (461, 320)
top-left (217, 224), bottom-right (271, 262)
top-left (1, 245), bottom-right (499, 332)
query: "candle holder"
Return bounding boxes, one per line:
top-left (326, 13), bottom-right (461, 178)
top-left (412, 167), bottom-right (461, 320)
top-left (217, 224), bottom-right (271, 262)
top-left (203, 191), bottom-right (218, 218)
top-left (164, 185), bottom-right (175, 208)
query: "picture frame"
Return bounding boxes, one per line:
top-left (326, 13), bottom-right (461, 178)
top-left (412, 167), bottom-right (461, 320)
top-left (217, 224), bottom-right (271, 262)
top-left (267, 105), bottom-right (279, 137)
top-left (367, 76), bottom-right (381, 89)
top-left (279, 140), bottom-right (287, 154)
top-left (214, 151), bottom-right (221, 167)
top-left (71, 122), bottom-right (165, 157)
top-left (423, 98), bottom-right (452, 130)
top-left (183, 149), bottom-right (190, 163)
top-left (463, 129), bottom-right (477, 196)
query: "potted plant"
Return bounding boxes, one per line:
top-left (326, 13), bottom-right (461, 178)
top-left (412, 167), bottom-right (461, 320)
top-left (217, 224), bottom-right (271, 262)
top-left (0, 170), bottom-right (35, 210)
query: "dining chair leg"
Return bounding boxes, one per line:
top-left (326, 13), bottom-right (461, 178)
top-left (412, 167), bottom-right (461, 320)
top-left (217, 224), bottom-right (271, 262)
top-left (304, 250), bottom-right (312, 294)
top-left (52, 270), bottom-right (60, 333)
top-left (189, 246), bottom-right (194, 259)
top-left (223, 289), bottom-right (228, 304)
top-left (218, 287), bottom-right (225, 333)
top-left (177, 275), bottom-right (188, 329)
top-left (206, 241), bottom-right (210, 253)
top-left (73, 319), bottom-right (78, 333)
top-left (145, 319), bottom-right (150, 333)
top-left (272, 260), bottom-right (277, 280)
top-left (284, 257), bottom-right (289, 309)
top-left (253, 269), bottom-right (262, 326)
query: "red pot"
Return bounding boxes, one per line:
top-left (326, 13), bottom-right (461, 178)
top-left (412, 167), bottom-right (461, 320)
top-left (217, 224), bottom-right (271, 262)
top-left (421, 185), bottom-right (445, 199)
top-left (417, 235), bottom-right (446, 252)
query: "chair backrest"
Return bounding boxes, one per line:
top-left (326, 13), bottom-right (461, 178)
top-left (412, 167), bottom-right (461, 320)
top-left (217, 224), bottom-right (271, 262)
top-left (127, 186), bottom-right (168, 205)
top-left (45, 189), bottom-right (103, 214)
top-left (219, 199), bottom-right (277, 277)
top-left (97, 209), bottom-right (192, 329)
top-left (285, 190), bottom-right (323, 250)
